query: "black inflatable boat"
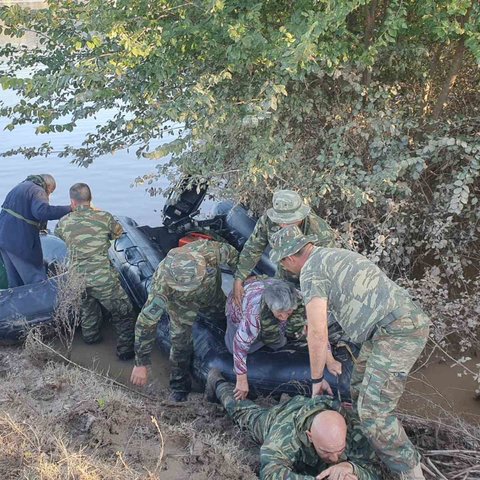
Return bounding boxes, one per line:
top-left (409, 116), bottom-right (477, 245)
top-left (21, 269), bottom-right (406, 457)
top-left (0, 234), bottom-right (68, 344)
top-left (109, 185), bottom-right (356, 398)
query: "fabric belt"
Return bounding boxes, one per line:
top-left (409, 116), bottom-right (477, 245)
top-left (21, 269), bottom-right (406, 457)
top-left (368, 306), bottom-right (414, 340)
top-left (2, 208), bottom-right (41, 228)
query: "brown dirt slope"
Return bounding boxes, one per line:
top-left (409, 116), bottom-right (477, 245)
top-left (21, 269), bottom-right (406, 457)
top-left (0, 347), bottom-right (258, 480)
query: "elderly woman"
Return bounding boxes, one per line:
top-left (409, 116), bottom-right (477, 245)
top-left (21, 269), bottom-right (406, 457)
top-left (225, 278), bottom-right (297, 400)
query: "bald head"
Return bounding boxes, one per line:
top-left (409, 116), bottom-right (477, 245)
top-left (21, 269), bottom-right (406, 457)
top-left (307, 410), bottom-right (347, 464)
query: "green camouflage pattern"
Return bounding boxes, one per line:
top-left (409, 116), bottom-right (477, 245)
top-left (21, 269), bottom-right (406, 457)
top-left (55, 205), bottom-right (135, 353)
top-left (163, 249), bottom-right (206, 291)
top-left (266, 190), bottom-right (311, 224)
top-left (235, 213), bottom-right (336, 282)
top-left (134, 240), bottom-right (238, 392)
top-left (258, 300), bottom-right (288, 346)
top-left (80, 281), bottom-right (135, 354)
top-left (292, 240), bottom-right (430, 473)
top-left (55, 205), bottom-right (123, 283)
top-left (351, 312), bottom-right (430, 473)
top-left (216, 382), bottom-right (381, 480)
top-left (300, 246), bottom-right (426, 343)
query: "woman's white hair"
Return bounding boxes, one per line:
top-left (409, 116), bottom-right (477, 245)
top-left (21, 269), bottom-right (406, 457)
top-left (263, 279), bottom-right (300, 312)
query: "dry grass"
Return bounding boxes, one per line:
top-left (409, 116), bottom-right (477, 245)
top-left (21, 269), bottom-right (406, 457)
top-left (0, 413), bottom-right (134, 480)
top-left (52, 262), bottom-right (86, 359)
top-left (0, 347), bottom-right (258, 480)
top-left (6, 339), bottom-right (480, 479)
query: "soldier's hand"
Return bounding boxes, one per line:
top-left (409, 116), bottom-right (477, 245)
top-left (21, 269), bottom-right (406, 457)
top-left (234, 374), bottom-right (249, 400)
top-left (233, 279), bottom-right (245, 307)
top-left (326, 358), bottom-right (342, 376)
top-left (312, 379), bottom-right (333, 397)
top-left (316, 462), bottom-right (356, 480)
top-left (130, 366), bottom-right (148, 386)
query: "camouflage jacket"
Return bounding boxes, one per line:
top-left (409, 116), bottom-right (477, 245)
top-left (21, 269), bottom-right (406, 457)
top-left (135, 240), bottom-right (239, 366)
top-left (260, 396), bottom-right (381, 480)
top-left (300, 247), bottom-right (426, 343)
top-left (55, 205), bottom-right (122, 287)
top-left (234, 212), bottom-right (336, 281)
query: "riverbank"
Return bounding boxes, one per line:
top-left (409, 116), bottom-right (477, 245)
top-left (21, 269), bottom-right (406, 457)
top-left (1, 327), bottom-right (479, 479)
top-left (0, 344), bottom-right (259, 480)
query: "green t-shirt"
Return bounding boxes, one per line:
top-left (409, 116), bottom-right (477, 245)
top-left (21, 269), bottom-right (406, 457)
top-left (300, 247), bottom-right (415, 343)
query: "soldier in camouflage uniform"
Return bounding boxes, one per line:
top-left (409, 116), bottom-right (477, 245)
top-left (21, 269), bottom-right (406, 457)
top-left (205, 369), bottom-right (381, 480)
top-left (55, 183), bottom-right (135, 359)
top-left (269, 225), bottom-right (430, 480)
top-left (130, 239), bottom-right (238, 402)
top-left (233, 190), bottom-right (336, 307)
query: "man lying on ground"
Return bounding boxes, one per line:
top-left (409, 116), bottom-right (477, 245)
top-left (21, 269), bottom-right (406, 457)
top-left (205, 369), bottom-right (381, 480)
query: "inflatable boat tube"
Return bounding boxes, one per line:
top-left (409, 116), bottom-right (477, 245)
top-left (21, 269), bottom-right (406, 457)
top-left (0, 255), bottom-right (7, 289)
top-left (0, 234), bottom-right (68, 344)
top-left (110, 209), bottom-right (356, 399)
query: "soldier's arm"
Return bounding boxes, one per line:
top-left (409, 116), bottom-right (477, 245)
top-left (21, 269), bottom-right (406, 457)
top-left (108, 214), bottom-right (124, 240)
top-left (134, 291), bottom-right (168, 366)
top-left (215, 241), bottom-right (239, 271)
top-left (309, 215), bottom-right (337, 248)
top-left (260, 437), bottom-right (315, 480)
top-left (234, 214), bottom-right (270, 281)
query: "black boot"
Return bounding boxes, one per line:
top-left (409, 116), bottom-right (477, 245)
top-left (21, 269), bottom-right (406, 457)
top-left (169, 391), bottom-right (188, 402)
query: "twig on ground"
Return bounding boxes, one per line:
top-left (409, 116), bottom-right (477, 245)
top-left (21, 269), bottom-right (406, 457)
top-left (151, 416), bottom-right (165, 474)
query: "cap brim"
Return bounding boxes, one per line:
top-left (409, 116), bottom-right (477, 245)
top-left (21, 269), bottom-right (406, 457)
top-left (269, 235), bottom-right (317, 264)
top-left (266, 204), bottom-right (310, 224)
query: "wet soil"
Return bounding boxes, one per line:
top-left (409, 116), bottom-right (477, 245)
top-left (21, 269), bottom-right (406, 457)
top-left (64, 323), bottom-right (480, 425)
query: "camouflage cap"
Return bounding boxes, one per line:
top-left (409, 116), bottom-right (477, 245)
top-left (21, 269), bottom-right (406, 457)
top-left (266, 190), bottom-right (311, 225)
top-left (269, 225), bottom-right (317, 264)
top-left (163, 248), bottom-right (206, 292)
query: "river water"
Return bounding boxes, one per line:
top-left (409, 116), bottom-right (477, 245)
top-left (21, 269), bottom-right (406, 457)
top-left (0, 2), bottom-right (173, 227)
top-left (1, 1), bottom-right (479, 424)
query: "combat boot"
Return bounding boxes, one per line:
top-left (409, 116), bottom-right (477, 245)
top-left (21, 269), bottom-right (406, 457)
top-left (169, 391), bottom-right (188, 402)
top-left (204, 368), bottom-right (225, 403)
top-left (400, 463), bottom-right (426, 480)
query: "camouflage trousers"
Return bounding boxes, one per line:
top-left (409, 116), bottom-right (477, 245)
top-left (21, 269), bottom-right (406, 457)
top-left (81, 277), bottom-right (135, 355)
top-left (169, 287), bottom-right (226, 394)
top-left (351, 309), bottom-right (430, 473)
top-left (216, 381), bottom-right (275, 444)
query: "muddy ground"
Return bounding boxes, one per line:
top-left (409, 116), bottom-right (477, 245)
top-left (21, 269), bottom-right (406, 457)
top-left (0, 344), bottom-right (260, 480)
top-left (1, 328), bottom-right (479, 479)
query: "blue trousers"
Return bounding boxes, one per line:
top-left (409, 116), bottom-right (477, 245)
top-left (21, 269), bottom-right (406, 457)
top-left (0, 249), bottom-right (47, 288)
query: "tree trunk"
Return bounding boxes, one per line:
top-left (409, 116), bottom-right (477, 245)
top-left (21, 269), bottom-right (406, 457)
top-left (430, 2), bottom-right (473, 121)
top-left (422, 46), bottom-right (441, 117)
top-left (430, 40), bottom-right (466, 121)
top-left (362, 0), bottom-right (378, 87)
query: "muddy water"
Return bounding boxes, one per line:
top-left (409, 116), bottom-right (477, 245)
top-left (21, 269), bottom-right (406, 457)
top-left (64, 322), bottom-right (480, 424)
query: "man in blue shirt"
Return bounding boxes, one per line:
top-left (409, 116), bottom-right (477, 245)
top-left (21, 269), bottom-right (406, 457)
top-left (0, 174), bottom-right (71, 287)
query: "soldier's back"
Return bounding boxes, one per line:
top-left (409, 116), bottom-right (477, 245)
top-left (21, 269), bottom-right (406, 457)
top-left (57, 206), bottom-right (117, 277)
